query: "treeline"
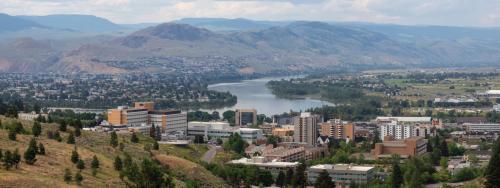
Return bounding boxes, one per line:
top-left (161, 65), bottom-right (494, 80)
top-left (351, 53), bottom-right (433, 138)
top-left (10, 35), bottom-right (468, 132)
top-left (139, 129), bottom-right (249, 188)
top-left (306, 99), bottom-right (384, 121)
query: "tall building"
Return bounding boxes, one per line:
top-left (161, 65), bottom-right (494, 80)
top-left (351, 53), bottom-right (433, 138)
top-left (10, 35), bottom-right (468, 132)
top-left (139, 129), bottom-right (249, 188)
top-left (320, 119), bottom-right (355, 140)
top-left (108, 106), bottom-right (148, 126)
top-left (149, 110), bottom-right (187, 134)
top-left (380, 121), bottom-right (431, 140)
top-left (294, 113), bottom-right (322, 146)
top-left (235, 109), bottom-right (257, 126)
top-left (134, 102), bottom-right (155, 111)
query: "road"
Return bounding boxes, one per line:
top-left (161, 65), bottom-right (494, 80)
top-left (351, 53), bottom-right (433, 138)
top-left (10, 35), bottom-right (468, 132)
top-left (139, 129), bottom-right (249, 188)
top-left (202, 145), bottom-right (218, 163)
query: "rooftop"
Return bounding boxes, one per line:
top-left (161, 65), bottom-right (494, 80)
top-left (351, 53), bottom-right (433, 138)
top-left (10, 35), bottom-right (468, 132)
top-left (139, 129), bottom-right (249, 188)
top-left (486, 90), bottom-right (500, 95)
top-left (230, 157), bottom-right (299, 168)
top-left (309, 164), bottom-right (374, 172)
top-left (376, 116), bottom-right (431, 122)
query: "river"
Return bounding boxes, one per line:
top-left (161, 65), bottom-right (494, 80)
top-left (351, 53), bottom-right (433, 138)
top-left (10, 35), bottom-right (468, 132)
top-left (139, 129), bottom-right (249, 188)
top-left (202, 76), bottom-right (334, 116)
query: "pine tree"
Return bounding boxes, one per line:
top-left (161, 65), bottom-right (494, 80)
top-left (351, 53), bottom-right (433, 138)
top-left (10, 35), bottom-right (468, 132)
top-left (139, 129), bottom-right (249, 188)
top-left (38, 143), bottom-right (45, 155)
top-left (59, 121), bottom-right (67, 132)
top-left (54, 131), bottom-right (62, 142)
top-left (440, 140), bottom-right (449, 157)
top-left (110, 131), bottom-right (118, 147)
top-left (391, 163), bottom-right (403, 188)
top-left (91, 155), bottom-right (99, 169)
top-left (75, 171), bottom-right (83, 185)
top-left (0, 149), bottom-right (3, 161)
top-left (67, 132), bottom-right (75, 144)
top-left (293, 162), bottom-right (306, 188)
top-left (71, 149), bottom-right (79, 164)
top-left (3, 150), bottom-right (13, 170)
top-left (285, 168), bottom-right (294, 186)
top-left (12, 149), bottom-right (20, 168)
top-left (8, 129), bottom-right (16, 141)
top-left (314, 170), bottom-right (334, 188)
top-left (77, 159), bottom-right (85, 170)
top-left (14, 122), bottom-right (24, 133)
top-left (114, 156), bottom-right (123, 171)
top-left (153, 141), bottom-right (159, 150)
top-left (24, 138), bottom-right (38, 165)
top-left (150, 124), bottom-right (156, 138)
top-left (130, 132), bottom-right (139, 143)
top-left (74, 128), bottom-right (81, 137)
top-left (485, 137), bottom-right (500, 187)
top-left (32, 121), bottom-right (42, 137)
top-left (64, 168), bottom-right (72, 183)
top-left (276, 171), bottom-right (285, 188)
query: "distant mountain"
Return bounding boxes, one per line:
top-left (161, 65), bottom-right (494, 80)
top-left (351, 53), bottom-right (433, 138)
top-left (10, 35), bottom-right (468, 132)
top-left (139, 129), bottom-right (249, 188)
top-left (19, 14), bottom-right (123, 32)
top-left (174, 18), bottom-right (288, 32)
top-left (0, 13), bottom-right (45, 32)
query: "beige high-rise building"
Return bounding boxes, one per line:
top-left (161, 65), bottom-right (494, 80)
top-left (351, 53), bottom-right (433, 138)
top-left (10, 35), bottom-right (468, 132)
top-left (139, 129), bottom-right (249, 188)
top-left (294, 113), bottom-right (322, 146)
top-left (107, 106), bottom-right (148, 126)
top-left (235, 109), bottom-right (257, 126)
top-left (320, 119), bottom-right (355, 140)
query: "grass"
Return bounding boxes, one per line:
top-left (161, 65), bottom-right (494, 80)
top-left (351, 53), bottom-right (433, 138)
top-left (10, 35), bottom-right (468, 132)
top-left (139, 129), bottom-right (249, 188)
top-left (0, 117), bottom-right (227, 188)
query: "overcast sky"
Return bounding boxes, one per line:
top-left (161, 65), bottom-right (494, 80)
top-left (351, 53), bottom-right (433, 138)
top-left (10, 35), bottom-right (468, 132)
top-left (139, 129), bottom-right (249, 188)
top-left (1, 0), bottom-right (499, 27)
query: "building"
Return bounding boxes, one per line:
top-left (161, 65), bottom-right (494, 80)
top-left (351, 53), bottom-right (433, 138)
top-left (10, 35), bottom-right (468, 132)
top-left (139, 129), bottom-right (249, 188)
top-left (261, 123), bottom-right (277, 135)
top-left (187, 121), bottom-right (263, 143)
top-left (149, 110), bottom-right (187, 134)
top-left (294, 113), bottom-right (322, 146)
top-left (494, 104), bottom-right (500, 112)
top-left (262, 146), bottom-right (305, 162)
top-left (18, 112), bottom-right (48, 121)
top-left (229, 157), bottom-right (299, 176)
top-left (379, 119), bottom-right (434, 140)
top-left (134, 102), bottom-right (155, 111)
top-left (108, 106), bottom-right (148, 126)
top-left (235, 109), bottom-right (257, 126)
top-left (371, 137), bottom-right (427, 158)
top-left (320, 119), bottom-right (355, 140)
top-left (464, 123), bottom-right (500, 133)
top-left (272, 126), bottom-right (294, 142)
top-left (307, 164), bottom-right (375, 186)
top-left (476, 90), bottom-right (500, 99)
top-left (375, 116), bottom-right (432, 125)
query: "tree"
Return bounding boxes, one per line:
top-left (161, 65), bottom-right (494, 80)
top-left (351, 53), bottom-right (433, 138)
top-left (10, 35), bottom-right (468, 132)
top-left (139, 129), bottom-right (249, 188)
top-left (24, 138), bottom-right (38, 165)
top-left (258, 170), bottom-right (274, 186)
top-left (293, 162), bottom-right (307, 188)
top-left (276, 171), bottom-right (285, 188)
top-left (54, 131), bottom-right (62, 142)
top-left (110, 131), bottom-right (118, 147)
top-left (153, 141), bottom-right (159, 150)
top-left (74, 128), bottom-right (81, 137)
top-left (38, 143), bottom-right (45, 155)
top-left (64, 168), bottom-right (72, 183)
top-left (150, 124), bottom-right (156, 138)
top-left (114, 156), bottom-right (123, 171)
top-left (75, 171), bottom-right (83, 185)
top-left (71, 149), bottom-right (79, 164)
top-left (314, 170), bottom-right (334, 188)
top-left (485, 137), bottom-right (500, 187)
top-left (67, 132), bottom-right (75, 144)
top-left (440, 140), bottom-right (449, 157)
top-left (285, 168), bottom-right (294, 186)
top-left (130, 132), bottom-right (139, 143)
top-left (59, 121), bottom-right (67, 132)
top-left (391, 163), bottom-right (403, 188)
top-left (12, 149), bottom-right (20, 168)
top-left (91, 155), bottom-right (100, 169)
top-left (8, 129), bottom-right (16, 141)
top-left (32, 121), bottom-right (42, 137)
top-left (3, 150), bottom-right (13, 170)
top-left (223, 133), bottom-right (247, 154)
top-left (76, 159), bottom-right (85, 170)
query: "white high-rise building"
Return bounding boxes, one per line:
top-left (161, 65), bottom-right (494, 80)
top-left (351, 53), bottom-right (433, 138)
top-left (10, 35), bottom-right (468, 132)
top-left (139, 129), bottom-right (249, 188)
top-left (380, 121), bottom-right (416, 140)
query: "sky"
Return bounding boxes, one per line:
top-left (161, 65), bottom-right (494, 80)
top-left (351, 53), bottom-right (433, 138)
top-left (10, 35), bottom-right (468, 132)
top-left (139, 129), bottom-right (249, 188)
top-left (1, 0), bottom-right (500, 27)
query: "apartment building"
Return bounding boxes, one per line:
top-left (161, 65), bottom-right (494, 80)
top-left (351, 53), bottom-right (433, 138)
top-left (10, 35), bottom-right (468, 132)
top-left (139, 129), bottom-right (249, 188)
top-left (371, 136), bottom-right (427, 158)
top-left (294, 113), bottom-right (322, 146)
top-left (320, 119), bottom-right (355, 140)
top-left (235, 109), bottom-right (257, 126)
top-left (307, 164), bottom-right (375, 186)
top-left (108, 106), bottom-right (148, 126)
top-left (465, 123), bottom-right (500, 133)
top-left (262, 146), bottom-right (305, 162)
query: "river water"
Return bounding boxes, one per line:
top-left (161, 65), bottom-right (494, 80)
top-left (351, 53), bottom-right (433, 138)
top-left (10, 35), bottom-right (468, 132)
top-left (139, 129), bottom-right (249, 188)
top-left (203, 76), bottom-right (334, 116)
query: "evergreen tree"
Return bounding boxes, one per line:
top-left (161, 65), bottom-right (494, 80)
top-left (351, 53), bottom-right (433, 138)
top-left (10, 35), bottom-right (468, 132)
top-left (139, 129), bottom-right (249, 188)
top-left (485, 137), bottom-right (500, 187)
top-left (114, 156), bottom-right (123, 171)
top-left (293, 162), bottom-right (307, 188)
top-left (155, 126), bottom-right (162, 141)
top-left (276, 171), bottom-right (285, 188)
top-left (130, 132), bottom-right (139, 143)
top-left (75, 171), bottom-right (83, 185)
top-left (54, 131), bottom-right (62, 142)
top-left (64, 168), bottom-right (72, 183)
top-left (59, 121), bottom-right (67, 132)
top-left (67, 132), bottom-right (75, 144)
top-left (13, 122), bottom-right (24, 134)
top-left (32, 121), bottom-right (42, 137)
top-left (153, 141), bottom-right (159, 150)
top-left (3, 150), bottom-right (13, 170)
top-left (150, 124), bottom-right (156, 138)
top-left (0, 149), bottom-right (3, 161)
top-left (71, 149), bottom-right (79, 164)
top-left (91, 155), bottom-right (100, 169)
top-left (8, 129), bottom-right (16, 141)
top-left (314, 170), bottom-right (334, 188)
top-left (12, 149), bottom-right (20, 168)
top-left (76, 159), bottom-right (85, 170)
top-left (110, 131), bottom-right (118, 147)
top-left (391, 163), bottom-right (403, 188)
top-left (440, 140), bottom-right (449, 157)
top-left (24, 138), bottom-right (38, 165)
top-left (74, 128), bottom-right (81, 137)
top-left (38, 143), bottom-right (45, 155)
top-left (285, 168), bottom-right (294, 186)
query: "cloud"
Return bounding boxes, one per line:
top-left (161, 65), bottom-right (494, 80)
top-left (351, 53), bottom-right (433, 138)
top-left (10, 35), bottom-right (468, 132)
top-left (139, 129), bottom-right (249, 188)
top-left (0, 0), bottom-right (499, 26)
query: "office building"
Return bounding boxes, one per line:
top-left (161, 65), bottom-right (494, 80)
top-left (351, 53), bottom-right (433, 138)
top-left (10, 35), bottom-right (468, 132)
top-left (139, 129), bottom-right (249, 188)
top-left (187, 121), bottom-right (263, 143)
top-left (307, 164), bottom-right (375, 186)
top-left (294, 113), bottom-right (322, 146)
top-left (320, 119), bottom-right (355, 140)
top-left (229, 157), bottom-right (299, 176)
top-left (371, 137), bottom-right (427, 158)
top-left (149, 110), bottom-right (187, 134)
top-left (235, 109), bottom-right (257, 126)
top-left (465, 123), bottom-right (500, 133)
top-left (108, 106), bottom-right (148, 126)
